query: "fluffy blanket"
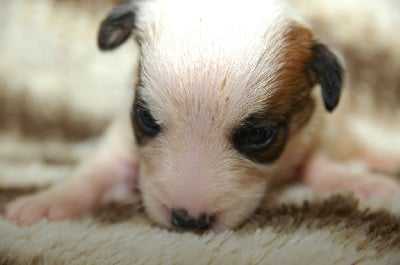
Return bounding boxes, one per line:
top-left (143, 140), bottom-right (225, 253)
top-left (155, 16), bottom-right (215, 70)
top-left (0, 1), bottom-right (400, 264)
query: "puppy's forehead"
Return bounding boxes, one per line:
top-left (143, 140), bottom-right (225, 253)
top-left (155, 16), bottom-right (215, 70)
top-left (137, 0), bottom-right (313, 128)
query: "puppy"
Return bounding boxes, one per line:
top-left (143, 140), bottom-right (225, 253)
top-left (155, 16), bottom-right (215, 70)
top-left (6, 0), bottom-right (400, 231)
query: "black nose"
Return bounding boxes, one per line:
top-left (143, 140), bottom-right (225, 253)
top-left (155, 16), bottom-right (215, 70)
top-left (171, 208), bottom-right (215, 231)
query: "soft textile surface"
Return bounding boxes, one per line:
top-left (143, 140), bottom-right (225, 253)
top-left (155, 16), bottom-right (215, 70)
top-left (0, 1), bottom-right (400, 264)
top-left (1, 188), bottom-right (400, 265)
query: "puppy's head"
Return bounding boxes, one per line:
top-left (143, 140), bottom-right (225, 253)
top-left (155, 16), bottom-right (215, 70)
top-left (99, 0), bottom-right (344, 231)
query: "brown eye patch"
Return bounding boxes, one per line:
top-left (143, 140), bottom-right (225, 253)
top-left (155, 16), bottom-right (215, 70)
top-left (231, 114), bottom-right (288, 164)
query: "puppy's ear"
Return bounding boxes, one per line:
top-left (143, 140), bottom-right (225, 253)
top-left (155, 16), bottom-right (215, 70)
top-left (98, 1), bottom-right (137, 50)
top-left (310, 43), bottom-right (344, 112)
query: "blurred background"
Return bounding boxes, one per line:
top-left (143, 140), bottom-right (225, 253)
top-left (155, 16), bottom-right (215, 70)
top-left (0, 0), bottom-right (140, 187)
top-left (0, 0), bottom-right (138, 141)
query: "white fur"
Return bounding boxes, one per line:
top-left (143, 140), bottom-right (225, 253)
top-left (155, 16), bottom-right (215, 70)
top-left (138, 0), bottom-right (293, 122)
top-left (130, 0), bottom-right (311, 230)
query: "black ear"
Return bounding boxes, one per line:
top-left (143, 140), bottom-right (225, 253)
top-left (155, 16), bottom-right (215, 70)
top-left (310, 44), bottom-right (344, 112)
top-left (98, 1), bottom-right (137, 50)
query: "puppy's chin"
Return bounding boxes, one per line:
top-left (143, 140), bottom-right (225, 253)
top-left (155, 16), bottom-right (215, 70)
top-left (138, 161), bottom-right (269, 232)
top-left (141, 189), bottom-right (267, 232)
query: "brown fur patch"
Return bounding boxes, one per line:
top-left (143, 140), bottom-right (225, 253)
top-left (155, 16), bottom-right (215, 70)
top-left (235, 24), bottom-right (318, 164)
top-left (264, 24), bottom-right (315, 116)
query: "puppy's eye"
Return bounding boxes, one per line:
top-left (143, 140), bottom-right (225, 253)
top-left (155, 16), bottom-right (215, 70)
top-left (233, 125), bottom-right (278, 154)
top-left (134, 104), bottom-right (161, 137)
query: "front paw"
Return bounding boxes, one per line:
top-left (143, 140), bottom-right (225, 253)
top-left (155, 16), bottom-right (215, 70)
top-left (349, 176), bottom-right (400, 199)
top-left (303, 154), bottom-right (400, 199)
top-left (5, 189), bottom-right (90, 225)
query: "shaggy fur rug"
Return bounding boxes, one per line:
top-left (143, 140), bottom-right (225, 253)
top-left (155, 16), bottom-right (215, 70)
top-left (0, 0), bottom-right (400, 264)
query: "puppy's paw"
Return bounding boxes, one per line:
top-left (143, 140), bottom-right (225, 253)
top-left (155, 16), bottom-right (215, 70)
top-left (362, 151), bottom-right (400, 175)
top-left (303, 154), bottom-right (400, 199)
top-left (5, 190), bottom-right (90, 225)
top-left (349, 175), bottom-right (400, 199)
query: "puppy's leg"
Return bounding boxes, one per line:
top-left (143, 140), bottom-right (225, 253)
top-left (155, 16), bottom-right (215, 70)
top-left (6, 116), bottom-right (138, 225)
top-left (302, 153), bottom-right (400, 198)
top-left (354, 147), bottom-right (400, 175)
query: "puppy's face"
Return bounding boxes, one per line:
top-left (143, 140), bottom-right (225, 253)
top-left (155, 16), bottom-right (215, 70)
top-left (99, 0), bottom-right (343, 231)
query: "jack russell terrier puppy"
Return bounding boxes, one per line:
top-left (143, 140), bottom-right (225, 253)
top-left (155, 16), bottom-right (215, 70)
top-left (6, 0), bottom-right (400, 231)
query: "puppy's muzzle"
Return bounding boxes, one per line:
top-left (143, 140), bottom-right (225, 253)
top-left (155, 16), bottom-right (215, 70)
top-left (171, 208), bottom-right (216, 231)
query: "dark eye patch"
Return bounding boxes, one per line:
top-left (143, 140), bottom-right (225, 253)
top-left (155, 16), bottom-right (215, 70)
top-left (131, 99), bottom-right (161, 144)
top-left (231, 115), bottom-right (287, 163)
top-left (233, 124), bottom-right (278, 154)
top-left (135, 103), bottom-right (160, 136)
